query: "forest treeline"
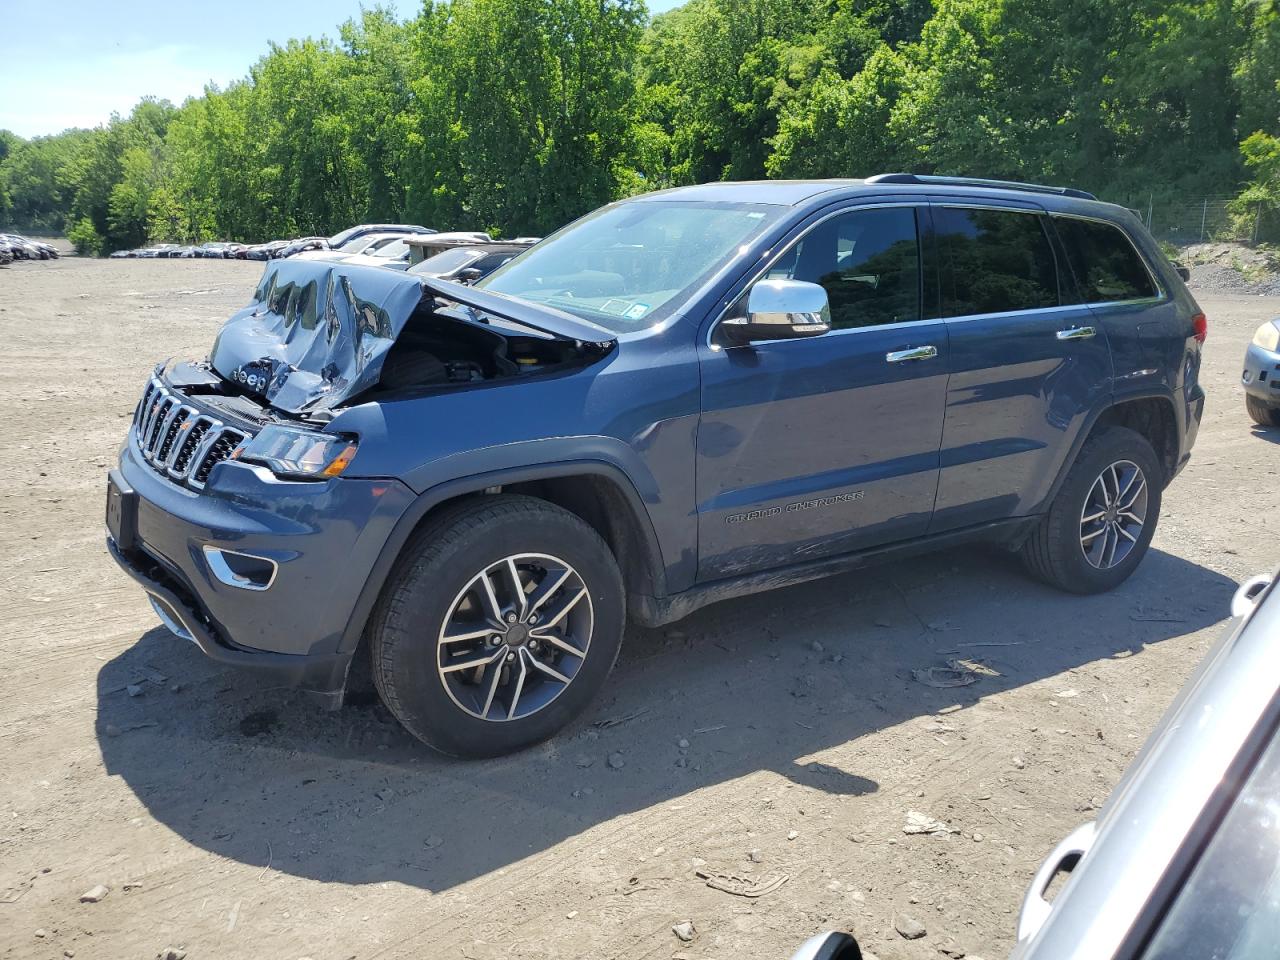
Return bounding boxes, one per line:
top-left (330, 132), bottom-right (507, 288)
top-left (1, 0), bottom-right (1278, 253)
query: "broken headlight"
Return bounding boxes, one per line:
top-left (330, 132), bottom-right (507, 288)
top-left (238, 426), bottom-right (358, 479)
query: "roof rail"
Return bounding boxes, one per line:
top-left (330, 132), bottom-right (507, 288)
top-left (865, 173), bottom-right (1097, 202)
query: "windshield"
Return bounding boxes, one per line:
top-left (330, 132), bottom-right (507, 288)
top-left (409, 247), bottom-right (482, 275)
top-left (337, 235), bottom-right (376, 252)
top-left (476, 200), bottom-right (785, 331)
top-left (370, 238), bottom-right (411, 259)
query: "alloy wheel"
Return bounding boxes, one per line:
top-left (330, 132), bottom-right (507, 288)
top-left (1079, 459), bottom-right (1148, 570)
top-left (436, 553), bottom-right (593, 722)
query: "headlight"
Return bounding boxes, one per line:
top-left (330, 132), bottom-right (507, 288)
top-left (238, 426), bottom-right (358, 479)
top-left (1253, 321), bottom-right (1280, 352)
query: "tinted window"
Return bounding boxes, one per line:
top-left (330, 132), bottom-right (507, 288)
top-left (765, 207), bottom-right (921, 329)
top-left (1143, 726), bottom-right (1280, 959)
top-left (936, 208), bottom-right (1059, 316)
top-left (409, 248), bottom-right (482, 276)
top-left (1054, 216), bottom-right (1158, 302)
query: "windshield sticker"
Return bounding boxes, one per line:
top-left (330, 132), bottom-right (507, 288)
top-left (600, 299), bottom-right (631, 316)
top-left (623, 302), bottom-right (650, 320)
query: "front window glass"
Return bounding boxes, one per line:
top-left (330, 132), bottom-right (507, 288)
top-left (1143, 726), bottom-right (1280, 959)
top-left (936, 207), bottom-right (1060, 316)
top-left (370, 239), bottom-right (410, 259)
top-left (1054, 216), bottom-right (1158, 303)
top-left (477, 200), bottom-right (785, 331)
top-left (409, 247), bottom-right (482, 275)
top-left (763, 207), bottom-right (921, 329)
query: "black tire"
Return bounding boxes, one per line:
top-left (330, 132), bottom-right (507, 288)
top-left (368, 494), bottom-right (625, 758)
top-left (1246, 394), bottom-right (1280, 428)
top-left (1021, 426), bottom-right (1162, 594)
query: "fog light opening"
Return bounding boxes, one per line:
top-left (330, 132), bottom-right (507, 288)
top-left (202, 546), bottom-right (278, 591)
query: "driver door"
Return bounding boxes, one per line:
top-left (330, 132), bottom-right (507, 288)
top-left (695, 204), bottom-right (950, 580)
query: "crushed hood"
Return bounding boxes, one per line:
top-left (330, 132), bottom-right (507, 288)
top-left (210, 260), bottom-right (615, 415)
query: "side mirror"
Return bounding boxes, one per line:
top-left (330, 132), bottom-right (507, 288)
top-left (455, 267), bottom-right (484, 284)
top-left (721, 279), bottom-right (831, 345)
top-left (1174, 262), bottom-right (1191, 282)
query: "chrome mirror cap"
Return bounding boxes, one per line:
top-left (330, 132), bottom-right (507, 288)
top-left (722, 279), bottom-right (831, 344)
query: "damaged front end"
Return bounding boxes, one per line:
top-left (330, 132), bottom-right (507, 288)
top-left (208, 259), bottom-right (617, 419)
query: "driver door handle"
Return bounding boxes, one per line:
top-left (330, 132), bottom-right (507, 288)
top-left (886, 345), bottom-right (938, 363)
top-left (1056, 326), bottom-right (1097, 341)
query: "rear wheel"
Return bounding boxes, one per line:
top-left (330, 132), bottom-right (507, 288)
top-left (369, 495), bottom-right (625, 758)
top-left (1021, 426), bottom-right (1162, 594)
top-left (1246, 394), bottom-right (1280, 427)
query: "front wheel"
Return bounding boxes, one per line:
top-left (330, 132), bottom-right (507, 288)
top-left (1246, 394), bottom-right (1280, 428)
top-left (1021, 426), bottom-right (1162, 594)
top-left (369, 495), bottom-right (625, 758)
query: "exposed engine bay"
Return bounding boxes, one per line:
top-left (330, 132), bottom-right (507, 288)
top-left (204, 259), bottom-right (616, 418)
top-left (374, 305), bottom-right (598, 394)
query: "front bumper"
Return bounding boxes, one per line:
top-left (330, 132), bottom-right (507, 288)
top-left (1243, 341), bottom-right (1280, 404)
top-left (108, 431), bottom-right (416, 690)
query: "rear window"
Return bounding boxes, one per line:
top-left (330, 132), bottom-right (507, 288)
top-left (935, 207), bottom-right (1060, 317)
top-left (1053, 216), bottom-right (1158, 303)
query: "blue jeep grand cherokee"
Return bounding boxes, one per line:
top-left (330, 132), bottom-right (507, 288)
top-left (106, 174), bottom-right (1206, 757)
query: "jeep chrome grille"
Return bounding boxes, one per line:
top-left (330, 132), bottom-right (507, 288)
top-left (134, 380), bottom-right (249, 488)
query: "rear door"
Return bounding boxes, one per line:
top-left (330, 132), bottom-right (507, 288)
top-left (928, 201), bottom-right (1113, 532)
top-left (695, 203), bottom-right (950, 580)
top-left (1050, 213), bottom-right (1175, 390)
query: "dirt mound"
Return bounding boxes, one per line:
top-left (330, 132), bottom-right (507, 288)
top-left (1179, 241), bottom-right (1280, 296)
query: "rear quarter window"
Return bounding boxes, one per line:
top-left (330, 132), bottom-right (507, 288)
top-left (1053, 216), bottom-right (1158, 303)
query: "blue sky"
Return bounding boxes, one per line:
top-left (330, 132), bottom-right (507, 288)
top-left (1, 0), bottom-right (685, 139)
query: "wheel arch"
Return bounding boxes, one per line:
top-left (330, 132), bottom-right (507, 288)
top-left (1045, 391), bottom-right (1180, 511)
top-left (337, 461), bottom-right (667, 658)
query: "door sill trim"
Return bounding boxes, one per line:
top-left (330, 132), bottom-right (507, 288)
top-left (631, 517), bottom-right (1040, 627)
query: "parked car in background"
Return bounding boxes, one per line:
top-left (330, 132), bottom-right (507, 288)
top-left (1243, 318), bottom-right (1280, 427)
top-left (336, 236), bottom-right (417, 270)
top-left (244, 240), bottom-right (290, 260)
top-left (403, 231), bottom-right (493, 265)
top-left (0, 234), bottom-right (58, 260)
top-left (327, 223), bottom-right (434, 248)
top-left (106, 174), bottom-right (1205, 759)
top-left (1, 234), bottom-right (45, 259)
top-left (294, 231), bottom-right (413, 262)
top-left (278, 236), bottom-right (330, 258)
top-left (406, 242), bottom-right (533, 283)
top-left (196, 242), bottom-right (234, 258)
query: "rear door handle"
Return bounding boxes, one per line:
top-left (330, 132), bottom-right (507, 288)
top-left (886, 345), bottom-right (939, 363)
top-left (1056, 326), bottom-right (1097, 341)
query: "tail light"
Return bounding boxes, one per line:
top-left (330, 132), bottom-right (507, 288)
top-left (1192, 311), bottom-right (1207, 344)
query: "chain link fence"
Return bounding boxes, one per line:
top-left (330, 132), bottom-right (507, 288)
top-left (1115, 195), bottom-right (1272, 245)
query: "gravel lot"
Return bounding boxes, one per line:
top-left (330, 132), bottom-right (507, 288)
top-left (1, 256), bottom-right (1277, 960)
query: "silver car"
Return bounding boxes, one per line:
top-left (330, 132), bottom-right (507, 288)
top-left (1011, 567), bottom-right (1279, 959)
top-left (789, 569), bottom-right (1279, 960)
top-left (1244, 318), bottom-right (1280, 427)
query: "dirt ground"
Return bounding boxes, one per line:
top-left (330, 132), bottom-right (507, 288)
top-left (1, 256), bottom-right (1277, 960)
